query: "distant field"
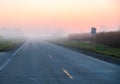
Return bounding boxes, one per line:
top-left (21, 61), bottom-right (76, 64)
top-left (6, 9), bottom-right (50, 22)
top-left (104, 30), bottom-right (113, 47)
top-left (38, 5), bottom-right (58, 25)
top-left (51, 39), bottom-right (120, 58)
top-left (0, 39), bottom-right (23, 52)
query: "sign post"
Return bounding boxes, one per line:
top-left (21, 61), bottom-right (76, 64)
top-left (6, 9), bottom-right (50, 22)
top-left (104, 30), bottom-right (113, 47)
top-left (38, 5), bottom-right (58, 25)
top-left (91, 27), bottom-right (96, 43)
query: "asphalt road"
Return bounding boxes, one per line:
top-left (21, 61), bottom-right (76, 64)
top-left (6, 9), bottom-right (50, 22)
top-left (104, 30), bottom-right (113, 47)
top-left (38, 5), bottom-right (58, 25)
top-left (0, 40), bottom-right (120, 84)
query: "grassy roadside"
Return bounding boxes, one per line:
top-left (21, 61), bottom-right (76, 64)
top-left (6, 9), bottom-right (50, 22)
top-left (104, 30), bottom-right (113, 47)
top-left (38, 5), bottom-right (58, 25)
top-left (0, 39), bottom-right (23, 52)
top-left (51, 39), bottom-right (120, 58)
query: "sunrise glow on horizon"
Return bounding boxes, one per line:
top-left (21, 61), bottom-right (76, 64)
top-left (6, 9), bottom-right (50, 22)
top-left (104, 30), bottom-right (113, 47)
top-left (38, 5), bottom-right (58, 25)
top-left (0, 0), bottom-right (120, 36)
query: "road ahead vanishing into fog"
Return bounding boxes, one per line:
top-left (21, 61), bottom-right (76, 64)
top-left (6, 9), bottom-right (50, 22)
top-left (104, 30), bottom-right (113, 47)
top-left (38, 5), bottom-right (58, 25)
top-left (0, 40), bottom-right (120, 84)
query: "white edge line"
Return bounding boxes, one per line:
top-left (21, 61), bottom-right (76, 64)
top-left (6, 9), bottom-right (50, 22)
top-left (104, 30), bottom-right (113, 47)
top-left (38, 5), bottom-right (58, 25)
top-left (12, 44), bottom-right (24, 57)
top-left (0, 59), bottom-right (10, 71)
top-left (0, 43), bottom-right (24, 71)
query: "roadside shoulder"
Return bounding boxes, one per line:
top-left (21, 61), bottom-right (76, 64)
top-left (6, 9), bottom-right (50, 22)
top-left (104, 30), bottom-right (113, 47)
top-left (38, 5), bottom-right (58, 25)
top-left (55, 44), bottom-right (120, 66)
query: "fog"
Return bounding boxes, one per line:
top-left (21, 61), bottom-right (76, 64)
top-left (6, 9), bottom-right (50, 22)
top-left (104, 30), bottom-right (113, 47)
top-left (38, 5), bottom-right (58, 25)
top-left (0, 27), bottom-right (68, 40)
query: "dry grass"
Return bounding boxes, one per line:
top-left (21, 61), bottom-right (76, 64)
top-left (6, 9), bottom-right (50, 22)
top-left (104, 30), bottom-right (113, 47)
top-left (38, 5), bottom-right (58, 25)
top-left (69, 31), bottom-right (120, 48)
top-left (95, 31), bottom-right (120, 48)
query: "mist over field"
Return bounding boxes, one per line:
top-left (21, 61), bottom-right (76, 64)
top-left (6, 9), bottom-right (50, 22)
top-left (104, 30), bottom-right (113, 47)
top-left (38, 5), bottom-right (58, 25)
top-left (0, 0), bottom-right (120, 39)
top-left (0, 1), bottom-right (120, 84)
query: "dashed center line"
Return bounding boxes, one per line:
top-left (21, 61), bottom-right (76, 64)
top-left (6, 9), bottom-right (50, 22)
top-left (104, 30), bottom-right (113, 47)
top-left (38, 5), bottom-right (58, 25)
top-left (49, 54), bottom-right (53, 59)
top-left (63, 69), bottom-right (74, 79)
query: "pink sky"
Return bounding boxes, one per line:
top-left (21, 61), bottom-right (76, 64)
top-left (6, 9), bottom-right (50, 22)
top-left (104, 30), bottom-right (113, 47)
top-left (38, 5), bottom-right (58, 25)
top-left (0, 0), bottom-right (120, 36)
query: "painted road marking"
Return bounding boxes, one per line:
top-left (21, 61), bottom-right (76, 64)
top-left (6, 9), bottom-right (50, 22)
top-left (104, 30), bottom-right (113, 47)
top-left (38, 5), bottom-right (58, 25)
top-left (49, 54), bottom-right (53, 59)
top-left (0, 43), bottom-right (24, 71)
top-left (0, 59), bottom-right (10, 71)
top-left (63, 69), bottom-right (74, 79)
top-left (12, 44), bottom-right (24, 57)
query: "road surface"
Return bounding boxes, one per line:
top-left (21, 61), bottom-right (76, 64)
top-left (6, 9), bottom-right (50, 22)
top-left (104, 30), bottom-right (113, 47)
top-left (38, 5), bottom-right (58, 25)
top-left (0, 40), bottom-right (120, 84)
